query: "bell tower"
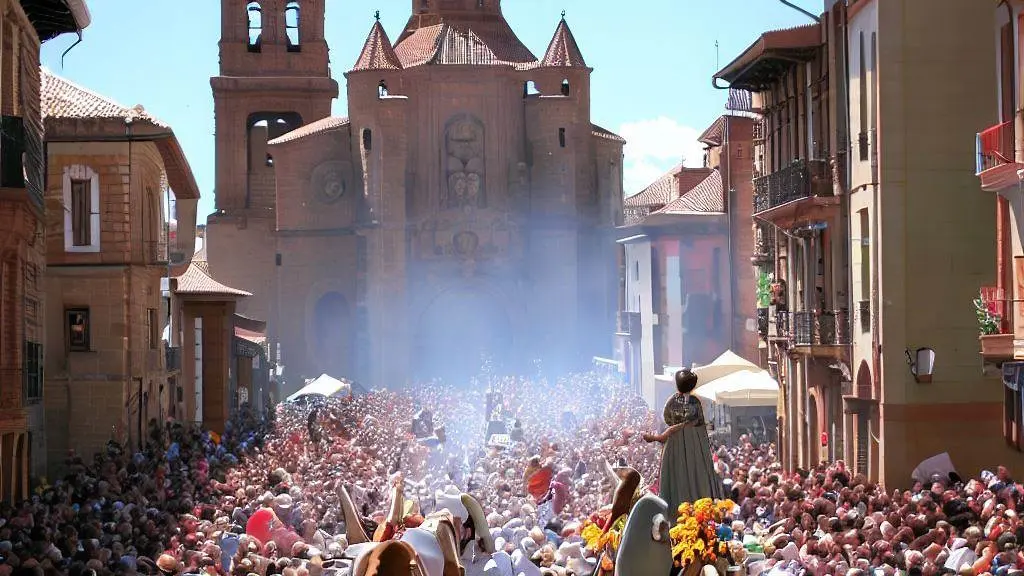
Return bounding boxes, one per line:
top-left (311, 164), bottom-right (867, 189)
top-left (207, 0), bottom-right (339, 352)
top-left (211, 0), bottom-right (338, 212)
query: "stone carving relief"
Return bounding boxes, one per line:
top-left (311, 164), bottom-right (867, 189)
top-left (412, 211), bottom-right (522, 266)
top-left (443, 115), bottom-right (485, 210)
top-left (310, 161), bottom-right (351, 205)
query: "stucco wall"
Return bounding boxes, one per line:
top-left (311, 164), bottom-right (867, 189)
top-left (871, 0), bottom-right (1014, 486)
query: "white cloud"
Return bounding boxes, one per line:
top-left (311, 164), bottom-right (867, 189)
top-left (618, 116), bottom-right (706, 196)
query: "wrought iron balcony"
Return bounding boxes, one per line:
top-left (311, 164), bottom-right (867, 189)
top-left (977, 120), bottom-right (1015, 175)
top-left (753, 120), bottom-right (765, 142)
top-left (756, 308), bottom-right (769, 337)
top-left (777, 310), bottom-right (851, 346)
top-left (753, 159), bottom-right (831, 215)
top-left (774, 310), bottom-right (791, 339)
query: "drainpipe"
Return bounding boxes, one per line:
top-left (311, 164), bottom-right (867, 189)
top-left (125, 119), bottom-right (136, 450)
top-left (776, 0), bottom-right (821, 23)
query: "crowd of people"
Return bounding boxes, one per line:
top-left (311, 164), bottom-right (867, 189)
top-left (0, 372), bottom-right (1021, 576)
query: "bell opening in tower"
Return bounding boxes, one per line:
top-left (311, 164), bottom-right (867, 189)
top-left (246, 2), bottom-right (262, 53)
top-left (285, 1), bottom-right (301, 52)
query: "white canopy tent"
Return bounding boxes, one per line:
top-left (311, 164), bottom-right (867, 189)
top-left (692, 350), bottom-right (761, 387)
top-left (286, 373), bottom-right (351, 402)
top-left (694, 369), bottom-right (779, 407)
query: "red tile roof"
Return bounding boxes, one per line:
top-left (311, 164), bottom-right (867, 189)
top-left (394, 24), bottom-right (444, 67)
top-left (174, 248), bottom-right (251, 297)
top-left (351, 20), bottom-right (403, 72)
top-left (624, 166), bottom-right (714, 209)
top-left (591, 124), bottom-right (625, 143)
top-left (654, 169), bottom-right (724, 214)
top-left (41, 69), bottom-right (201, 201)
top-left (41, 70), bottom-right (169, 127)
top-left (268, 117), bottom-right (350, 146)
top-left (698, 116), bottom-right (725, 146)
top-left (540, 18), bottom-right (587, 68)
top-left (394, 17), bottom-right (537, 69)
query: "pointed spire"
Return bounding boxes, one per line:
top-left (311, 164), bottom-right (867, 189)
top-left (540, 14), bottom-right (587, 68)
top-left (351, 16), bottom-right (403, 72)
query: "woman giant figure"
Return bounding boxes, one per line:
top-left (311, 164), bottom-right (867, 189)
top-left (643, 368), bottom-right (725, 515)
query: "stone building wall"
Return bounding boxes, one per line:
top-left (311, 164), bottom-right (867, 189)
top-left (43, 141), bottom-right (171, 472)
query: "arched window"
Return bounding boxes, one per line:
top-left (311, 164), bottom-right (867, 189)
top-left (378, 80), bottom-right (388, 98)
top-left (561, 79), bottom-right (570, 96)
top-left (523, 80), bottom-right (539, 98)
top-left (246, 2), bottom-right (262, 52)
top-left (285, 1), bottom-right (301, 52)
top-left (245, 112), bottom-right (303, 207)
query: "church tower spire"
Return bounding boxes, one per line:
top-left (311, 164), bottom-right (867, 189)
top-left (351, 15), bottom-right (403, 72)
top-left (539, 12), bottom-right (588, 68)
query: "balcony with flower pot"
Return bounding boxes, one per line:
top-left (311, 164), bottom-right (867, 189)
top-left (977, 286), bottom-right (1014, 361)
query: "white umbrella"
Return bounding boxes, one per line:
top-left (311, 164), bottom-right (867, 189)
top-left (692, 350), bottom-right (761, 387)
top-left (694, 369), bottom-right (779, 407)
top-left (911, 453), bottom-right (957, 485)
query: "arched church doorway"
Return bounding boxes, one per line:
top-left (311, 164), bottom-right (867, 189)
top-left (415, 287), bottom-right (512, 384)
top-left (313, 292), bottom-right (352, 378)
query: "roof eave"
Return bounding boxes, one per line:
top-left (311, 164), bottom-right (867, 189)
top-left (174, 292), bottom-right (249, 301)
top-left (535, 64), bottom-right (594, 73)
top-left (713, 25), bottom-right (822, 90)
top-left (43, 118), bottom-right (200, 200)
top-left (66, 0), bottom-right (91, 31)
top-left (155, 136), bottom-right (202, 200)
top-left (716, 50), bottom-right (820, 92)
top-left (25, 0), bottom-right (90, 43)
top-left (44, 116), bottom-right (170, 141)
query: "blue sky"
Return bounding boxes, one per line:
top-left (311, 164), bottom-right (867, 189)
top-left (40, 0), bottom-right (815, 219)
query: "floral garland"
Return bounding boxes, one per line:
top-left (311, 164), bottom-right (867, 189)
top-left (669, 498), bottom-right (736, 569)
top-left (582, 514), bottom-right (627, 572)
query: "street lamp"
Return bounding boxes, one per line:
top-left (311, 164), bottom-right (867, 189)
top-left (906, 347), bottom-right (936, 384)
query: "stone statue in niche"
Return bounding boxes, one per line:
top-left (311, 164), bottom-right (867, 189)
top-left (443, 115), bottom-right (485, 210)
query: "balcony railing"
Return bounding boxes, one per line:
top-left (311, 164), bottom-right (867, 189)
top-left (774, 310), bottom-right (791, 339)
top-left (753, 159), bottom-right (831, 215)
top-left (778, 310), bottom-right (851, 346)
top-left (977, 120), bottom-right (1015, 175)
top-left (166, 346), bottom-right (181, 372)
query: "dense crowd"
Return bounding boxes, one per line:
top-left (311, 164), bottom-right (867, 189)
top-left (0, 372), bottom-right (1021, 576)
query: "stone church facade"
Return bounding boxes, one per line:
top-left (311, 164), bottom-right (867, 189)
top-left (206, 0), bottom-right (625, 390)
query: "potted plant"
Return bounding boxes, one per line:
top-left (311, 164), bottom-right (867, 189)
top-left (756, 272), bottom-right (771, 336)
top-left (974, 291), bottom-right (1002, 335)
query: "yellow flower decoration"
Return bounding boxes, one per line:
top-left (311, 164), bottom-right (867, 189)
top-left (668, 498), bottom-right (735, 570)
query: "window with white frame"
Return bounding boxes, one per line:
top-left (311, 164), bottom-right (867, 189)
top-left (63, 165), bottom-right (100, 252)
